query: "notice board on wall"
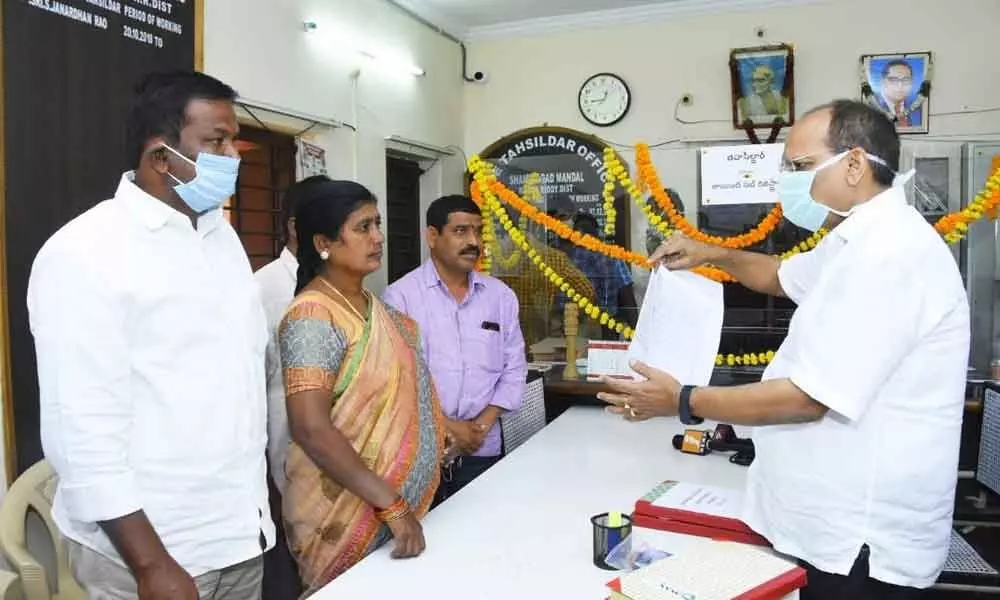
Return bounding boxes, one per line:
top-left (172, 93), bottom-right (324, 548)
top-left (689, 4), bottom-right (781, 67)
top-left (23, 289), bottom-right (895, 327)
top-left (1, 0), bottom-right (199, 475)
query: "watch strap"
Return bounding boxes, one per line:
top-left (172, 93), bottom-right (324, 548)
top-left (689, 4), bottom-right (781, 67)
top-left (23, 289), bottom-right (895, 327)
top-left (678, 385), bottom-right (703, 425)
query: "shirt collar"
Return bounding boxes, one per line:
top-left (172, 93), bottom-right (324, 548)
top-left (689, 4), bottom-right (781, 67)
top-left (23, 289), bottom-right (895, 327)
top-left (832, 185), bottom-right (907, 242)
top-left (280, 247), bottom-right (298, 280)
top-left (420, 259), bottom-right (486, 290)
top-left (117, 171), bottom-right (224, 235)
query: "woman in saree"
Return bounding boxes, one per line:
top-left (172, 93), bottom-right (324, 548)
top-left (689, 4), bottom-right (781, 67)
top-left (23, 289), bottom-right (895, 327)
top-left (277, 179), bottom-right (445, 594)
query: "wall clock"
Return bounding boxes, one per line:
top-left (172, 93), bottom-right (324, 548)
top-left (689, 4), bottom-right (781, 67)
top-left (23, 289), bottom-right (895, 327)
top-left (578, 72), bottom-right (631, 127)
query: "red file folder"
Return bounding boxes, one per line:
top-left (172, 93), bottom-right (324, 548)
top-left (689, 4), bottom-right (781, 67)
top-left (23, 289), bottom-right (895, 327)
top-left (631, 512), bottom-right (770, 547)
top-left (633, 480), bottom-right (770, 547)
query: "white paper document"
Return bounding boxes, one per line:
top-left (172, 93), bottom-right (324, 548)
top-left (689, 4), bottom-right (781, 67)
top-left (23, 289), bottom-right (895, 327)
top-left (652, 481), bottom-right (743, 520)
top-left (627, 267), bottom-right (724, 385)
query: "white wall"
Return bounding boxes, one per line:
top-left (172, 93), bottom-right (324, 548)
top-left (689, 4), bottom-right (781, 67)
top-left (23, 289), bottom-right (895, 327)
top-left (464, 0), bottom-right (1000, 153)
top-left (205, 0), bottom-right (466, 292)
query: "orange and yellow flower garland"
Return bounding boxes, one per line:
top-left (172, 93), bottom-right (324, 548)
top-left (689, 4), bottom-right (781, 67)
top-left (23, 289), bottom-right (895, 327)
top-left (471, 148), bottom-right (1000, 367)
top-left (472, 169), bottom-right (635, 339)
top-left (604, 147), bottom-right (673, 240)
top-left (473, 169), bottom-right (817, 365)
top-left (632, 143), bottom-right (785, 249)
top-left (470, 158), bottom-right (649, 267)
top-left (935, 166), bottom-right (1000, 243)
top-left (491, 173), bottom-right (542, 270)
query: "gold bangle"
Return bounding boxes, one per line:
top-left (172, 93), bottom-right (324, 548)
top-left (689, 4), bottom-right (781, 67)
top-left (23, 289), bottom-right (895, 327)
top-left (380, 505), bottom-right (411, 524)
top-left (375, 497), bottom-right (410, 523)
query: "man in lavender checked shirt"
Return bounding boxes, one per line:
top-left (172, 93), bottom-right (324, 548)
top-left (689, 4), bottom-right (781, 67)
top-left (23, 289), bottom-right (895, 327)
top-left (384, 194), bottom-right (527, 504)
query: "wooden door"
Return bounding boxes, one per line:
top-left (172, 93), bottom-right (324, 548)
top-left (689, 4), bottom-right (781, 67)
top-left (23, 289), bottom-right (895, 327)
top-left (229, 127), bottom-right (296, 270)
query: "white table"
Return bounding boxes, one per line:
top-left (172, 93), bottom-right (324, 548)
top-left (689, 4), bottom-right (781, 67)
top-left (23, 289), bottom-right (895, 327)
top-left (315, 407), bottom-right (796, 599)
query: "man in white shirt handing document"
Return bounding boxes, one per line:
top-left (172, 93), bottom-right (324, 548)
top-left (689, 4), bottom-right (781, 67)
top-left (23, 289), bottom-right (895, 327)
top-left (599, 99), bottom-right (969, 599)
top-left (28, 71), bottom-right (274, 599)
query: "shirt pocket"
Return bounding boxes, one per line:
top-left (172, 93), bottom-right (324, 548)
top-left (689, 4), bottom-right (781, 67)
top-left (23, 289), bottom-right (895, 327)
top-left (465, 327), bottom-right (504, 373)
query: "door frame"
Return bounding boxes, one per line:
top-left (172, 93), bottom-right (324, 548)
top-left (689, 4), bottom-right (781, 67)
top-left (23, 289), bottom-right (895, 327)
top-left (384, 139), bottom-right (455, 264)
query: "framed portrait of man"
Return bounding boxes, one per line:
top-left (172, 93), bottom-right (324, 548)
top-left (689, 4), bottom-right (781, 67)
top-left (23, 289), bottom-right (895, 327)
top-left (860, 52), bottom-right (932, 134)
top-left (729, 44), bottom-right (795, 130)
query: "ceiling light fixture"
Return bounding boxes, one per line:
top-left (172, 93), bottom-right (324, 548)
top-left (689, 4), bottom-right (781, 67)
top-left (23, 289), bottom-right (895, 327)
top-left (303, 21), bottom-right (426, 77)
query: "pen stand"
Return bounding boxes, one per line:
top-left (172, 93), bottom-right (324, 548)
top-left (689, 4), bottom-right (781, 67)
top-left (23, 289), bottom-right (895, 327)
top-left (591, 512), bottom-right (632, 570)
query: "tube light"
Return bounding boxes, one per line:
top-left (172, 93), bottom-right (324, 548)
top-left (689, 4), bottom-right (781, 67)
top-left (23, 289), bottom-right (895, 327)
top-left (303, 21), bottom-right (425, 77)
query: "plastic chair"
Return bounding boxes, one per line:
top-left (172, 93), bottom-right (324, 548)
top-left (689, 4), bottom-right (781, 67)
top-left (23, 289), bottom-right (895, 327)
top-left (0, 460), bottom-right (84, 600)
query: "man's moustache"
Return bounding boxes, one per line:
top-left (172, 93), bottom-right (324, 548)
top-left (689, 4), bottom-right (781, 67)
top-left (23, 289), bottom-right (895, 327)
top-left (460, 247), bottom-right (481, 257)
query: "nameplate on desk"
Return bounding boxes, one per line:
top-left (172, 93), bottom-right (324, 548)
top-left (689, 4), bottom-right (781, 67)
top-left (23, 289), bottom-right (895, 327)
top-left (587, 341), bottom-right (633, 380)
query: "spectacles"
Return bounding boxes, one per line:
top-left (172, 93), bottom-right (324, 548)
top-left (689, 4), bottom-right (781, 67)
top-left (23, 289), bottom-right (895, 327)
top-left (780, 154), bottom-right (819, 173)
top-left (885, 76), bottom-right (912, 85)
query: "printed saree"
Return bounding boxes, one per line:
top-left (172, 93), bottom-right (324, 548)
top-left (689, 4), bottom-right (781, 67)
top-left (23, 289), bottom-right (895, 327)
top-left (278, 290), bottom-right (444, 594)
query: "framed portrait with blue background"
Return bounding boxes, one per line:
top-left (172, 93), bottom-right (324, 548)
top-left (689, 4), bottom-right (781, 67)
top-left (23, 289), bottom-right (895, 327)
top-left (729, 44), bottom-right (795, 130)
top-left (860, 52), bottom-right (932, 134)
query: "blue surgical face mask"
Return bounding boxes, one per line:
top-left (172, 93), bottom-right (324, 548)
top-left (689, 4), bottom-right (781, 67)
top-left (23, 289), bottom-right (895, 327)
top-left (778, 151), bottom-right (914, 231)
top-left (162, 144), bottom-right (240, 214)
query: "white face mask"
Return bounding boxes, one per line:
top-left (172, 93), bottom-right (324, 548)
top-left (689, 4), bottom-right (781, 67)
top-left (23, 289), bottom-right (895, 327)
top-left (778, 150), bottom-right (914, 230)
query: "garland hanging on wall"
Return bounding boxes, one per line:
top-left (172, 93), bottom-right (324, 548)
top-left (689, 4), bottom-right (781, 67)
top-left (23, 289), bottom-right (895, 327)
top-left (470, 145), bottom-right (1000, 366)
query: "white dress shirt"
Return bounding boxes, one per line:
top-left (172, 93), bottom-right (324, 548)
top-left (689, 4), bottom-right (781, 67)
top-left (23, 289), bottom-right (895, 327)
top-left (254, 247), bottom-right (297, 494)
top-left (27, 173), bottom-right (276, 576)
top-left (743, 186), bottom-right (970, 588)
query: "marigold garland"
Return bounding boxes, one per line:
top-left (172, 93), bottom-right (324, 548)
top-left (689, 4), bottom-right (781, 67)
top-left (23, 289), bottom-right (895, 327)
top-left (472, 171), bottom-right (635, 339)
top-left (605, 146), bottom-right (673, 239)
top-left (470, 148), bottom-right (1000, 367)
top-left (632, 143), bottom-right (784, 249)
top-left (467, 156), bottom-right (734, 281)
top-left (601, 149), bottom-right (620, 237)
top-left (935, 165), bottom-right (1000, 243)
top-left (492, 172), bottom-right (542, 270)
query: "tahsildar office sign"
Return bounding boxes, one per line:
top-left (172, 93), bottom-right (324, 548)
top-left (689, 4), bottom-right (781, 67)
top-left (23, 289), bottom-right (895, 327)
top-left (480, 127), bottom-right (628, 246)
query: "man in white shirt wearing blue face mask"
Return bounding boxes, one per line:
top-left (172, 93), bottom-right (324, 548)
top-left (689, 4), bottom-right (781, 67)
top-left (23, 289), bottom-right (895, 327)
top-left (27, 71), bottom-right (274, 599)
top-left (598, 99), bottom-right (969, 599)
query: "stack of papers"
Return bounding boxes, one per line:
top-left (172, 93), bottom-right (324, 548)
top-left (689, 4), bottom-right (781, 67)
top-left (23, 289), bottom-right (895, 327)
top-left (627, 267), bottom-right (724, 385)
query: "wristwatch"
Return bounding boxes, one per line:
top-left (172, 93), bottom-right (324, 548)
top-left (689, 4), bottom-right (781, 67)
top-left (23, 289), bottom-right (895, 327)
top-left (678, 385), bottom-right (703, 425)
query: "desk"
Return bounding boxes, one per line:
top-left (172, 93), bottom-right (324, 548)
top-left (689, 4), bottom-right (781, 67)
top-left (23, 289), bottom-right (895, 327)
top-left (315, 406), bottom-right (795, 599)
top-left (542, 367), bottom-right (769, 423)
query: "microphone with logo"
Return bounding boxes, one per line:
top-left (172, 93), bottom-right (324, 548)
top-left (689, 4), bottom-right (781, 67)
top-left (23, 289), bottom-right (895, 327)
top-left (672, 429), bottom-right (712, 456)
top-left (672, 424), bottom-right (756, 466)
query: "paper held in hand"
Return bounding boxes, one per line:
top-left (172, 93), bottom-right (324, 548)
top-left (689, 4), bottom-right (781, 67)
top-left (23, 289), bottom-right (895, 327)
top-left (627, 267), bottom-right (724, 385)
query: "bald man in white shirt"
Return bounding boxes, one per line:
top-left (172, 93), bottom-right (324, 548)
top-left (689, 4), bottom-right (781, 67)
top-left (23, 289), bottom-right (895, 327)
top-left (600, 99), bottom-right (968, 599)
top-left (28, 71), bottom-right (274, 600)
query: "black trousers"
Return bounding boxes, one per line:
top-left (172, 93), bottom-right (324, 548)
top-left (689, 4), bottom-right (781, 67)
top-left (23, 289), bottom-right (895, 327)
top-left (262, 473), bottom-right (303, 600)
top-left (432, 455), bottom-right (501, 508)
top-left (800, 545), bottom-right (926, 600)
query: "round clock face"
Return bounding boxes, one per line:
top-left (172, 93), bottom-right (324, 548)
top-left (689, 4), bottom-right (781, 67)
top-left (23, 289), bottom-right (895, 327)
top-left (578, 73), bottom-right (631, 127)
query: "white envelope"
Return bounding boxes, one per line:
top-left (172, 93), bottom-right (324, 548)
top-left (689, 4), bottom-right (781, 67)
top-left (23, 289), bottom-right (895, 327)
top-left (627, 267), bottom-right (724, 385)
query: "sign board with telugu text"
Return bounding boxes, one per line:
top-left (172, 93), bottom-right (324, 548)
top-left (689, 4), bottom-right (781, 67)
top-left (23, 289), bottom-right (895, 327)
top-left (2, 0), bottom-right (199, 475)
top-left (700, 143), bottom-right (784, 206)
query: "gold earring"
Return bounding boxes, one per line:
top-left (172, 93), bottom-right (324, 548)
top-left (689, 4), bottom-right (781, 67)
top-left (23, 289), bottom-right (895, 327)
top-left (320, 250), bottom-right (330, 261)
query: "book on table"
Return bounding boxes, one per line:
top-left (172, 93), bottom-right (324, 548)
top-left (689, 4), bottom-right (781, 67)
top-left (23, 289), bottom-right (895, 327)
top-left (606, 538), bottom-right (807, 600)
top-left (632, 481), bottom-right (769, 547)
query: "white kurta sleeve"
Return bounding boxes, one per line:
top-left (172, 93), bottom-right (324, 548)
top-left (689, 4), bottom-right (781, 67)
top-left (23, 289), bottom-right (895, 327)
top-left (28, 244), bottom-right (140, 523)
